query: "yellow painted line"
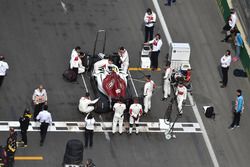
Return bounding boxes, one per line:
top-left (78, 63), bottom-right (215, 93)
top-left (14, 156), bottom-right (43, 160)
top-left (129, 67), bottom-right (161, 71)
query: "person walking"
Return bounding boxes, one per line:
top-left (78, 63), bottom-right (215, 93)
top-left (220, 50), bottom-right (232, 88)
top-left (129, 98), bottom-right (143, 134)
top-left (229, 89), bottom-right (244, 129)
top-left (233, 29), bottom-right (243, 62)
top-left (0, 55), bottom-right (9, 87)
top-left (165, 0), bottom-right (176, 6)
top-left (84, 113), bottom-right (95, 148)
top-left (162, 62), bottom-right (172, 101)
top-left (5, 128), bottom-right (17, 167)
top-left (36, 105), bottom-right (52, 146)
top-left (144, 8), bottom-right (156, 42)
top-left (78, 92), bottom-right (99, 114)
top-left (143, 75), bottom-right (156, 114)
top-left (19, 108), bottom-right (32, 147)
top-left (221, 9), bottom-right (237, 42)
top-left (112, 98), bottom-right (126, 134)
top-left (118, 47), bottom-right (129, 73)
top-left (175, 82), bottom-right (187, 115)
top-left (144, 34), bottom-right (163, 70)
top-left (32, 84), bottom-right (48, 121)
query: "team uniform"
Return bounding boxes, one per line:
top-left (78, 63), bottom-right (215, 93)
top-left (0, 59), bottom-right (9, 87)
top-left (129, 103), bottom-right (143, 134)
top-left (78, 97), bottom-right (99, 113)
top-left (175, 84), bottom-right (187, 114)
top-left (119, 49), bottom-right (129, 73)
top-left (163, 67), bottom-right (172, 98)
top-left (144, 11), bottom-right (156, 42)
top-left (19, 113), bottom-right (31, 146)
top-left (148, 37), bottom-right (162, 69)
top-left (144, 80), bottom-right (156, 113)
top-left (112, 102), bottom-right (126, 134)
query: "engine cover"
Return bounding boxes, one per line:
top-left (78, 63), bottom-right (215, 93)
top-left (103, 71), bottom-right (126, 98)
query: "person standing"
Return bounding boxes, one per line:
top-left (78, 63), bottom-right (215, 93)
top-left (19, 108), bottom-right (32, 147)
top-left (220, 50), bottom-right (232, 88)
top-left (32, 84), bottom-right (48, 120)
top-left (36, 105), bottom-right (52, 146)
top-left (0, 55), bottom-right (9, 87)
top-left (221, 9), bottom-right (237, 42)
top-left (162, 62), bottom-right (172, 101)
top-left (129, 98), bottom-right (143, 134)
top-left (112, 98), bottom-right (126, 134)
top-left (5, 128), bottom-right (17, 167)
top-left (85, 113), bottom-right (95, 148)
top-left (229, 89), bottom-right (244, 129)
top-left (144, 34), bottom-right (163, 70)
top-left (118, 47), bottom-right (129, 73)
top-left (165, 0), bottom-right (176, 6)
top-left (144, 8), bottom-right (156, 42)
top-left (143, 75), bottom-right (156, 114)
top-left (175, 82), bottom-right (187, 114)
top-left (233, 29), bottom-right (243, 62)
top-left (78, 92), bottom-right (99, 114)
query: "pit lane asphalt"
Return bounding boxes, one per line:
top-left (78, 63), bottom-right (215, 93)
top-left (0, 0), bottom-right (249, 167)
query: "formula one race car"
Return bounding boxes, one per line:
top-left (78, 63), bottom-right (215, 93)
top-left (84, 30), bottom-right (133, 113)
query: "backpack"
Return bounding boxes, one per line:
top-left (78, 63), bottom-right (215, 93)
top-left (204, 106), bottom-right (215, 119)
top-left (63, 70), bottom-right (77, 82)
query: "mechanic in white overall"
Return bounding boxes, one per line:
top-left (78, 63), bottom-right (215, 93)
top-left (112, 98), bottom-right (126, 134)
top-left (143, 75), bottom-right (156, 114)
top-left (129, 98), bottom-right (143, 134)
top-left (175, 82), bottom-right (187, 114)
top-left (78, 92), bottom-right (99, 113)
top-left (118, 47), bottom-right (129, 73)
top-left (162, 62), bottom-right (172, 101)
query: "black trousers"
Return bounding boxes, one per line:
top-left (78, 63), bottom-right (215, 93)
top-left (40, 122), bottom-right (49, 144)
top-left (145, 26), bottom-right (154, 42)
top-left (85, 129), bottom-right (93, 147)
top-left (72, 67), bottom-right (78, 81)
top-left (221, 66), bottom-right (229, 86)
top-left (6, 151), bottom-right (15, 167)
top-left (150, 51), bottom-right (160, 69)
top-left (0, 76), bottom-right (5, 87)
top-left (231, 112), bottom-right (241, 127)
top-left (21, 129), bottom-right (27, 145)
top-left (34, 103), bottom-right (44, 121)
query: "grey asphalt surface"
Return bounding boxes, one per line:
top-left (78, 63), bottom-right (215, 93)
top-left (0, 0), bottom-right (249, 167)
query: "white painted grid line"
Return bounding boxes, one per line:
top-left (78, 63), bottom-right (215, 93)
top-left (0, 121), bottom-right (201, 133)
top-left (128, 70), bottom-right (139, 97)
top-left (81, 74), bottom-right (89, 93)
top-left (60, 0), bottom-right (68, 14)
